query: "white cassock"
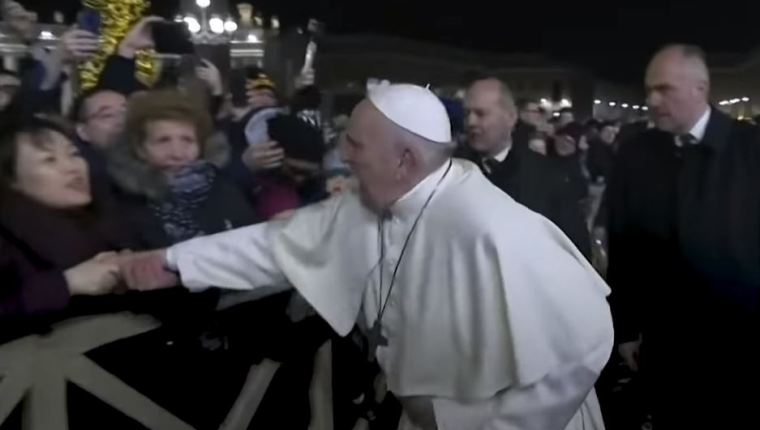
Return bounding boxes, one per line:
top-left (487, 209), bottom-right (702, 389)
top-left (166, 158), bottom-right (613, 430)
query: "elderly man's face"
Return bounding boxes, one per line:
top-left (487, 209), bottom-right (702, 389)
top-left (645, 51), bottom-right (708, 134)
top-left (465, 80), bottom-right (517, 157)
top-left (340, 101), bottom-right (404, 212)
top-left (77, 90), bottom-right (127, 149)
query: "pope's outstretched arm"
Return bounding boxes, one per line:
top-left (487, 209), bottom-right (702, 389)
top-left (120, 222), bottom-right (292, 294)
top-left (166, 222), bottom-right (290, 292)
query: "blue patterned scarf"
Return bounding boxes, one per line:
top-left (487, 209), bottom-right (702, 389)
top-left (150, 161), bottom-right (217, 244)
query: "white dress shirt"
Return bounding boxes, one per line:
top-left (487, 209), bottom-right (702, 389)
top-left (676, 107), bottom-right (711, 146)
top-left (481, 142), bottom-right (511, 174)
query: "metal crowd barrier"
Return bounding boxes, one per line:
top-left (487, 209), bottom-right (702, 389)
top-left (0, 312), bottom-right (333, 430)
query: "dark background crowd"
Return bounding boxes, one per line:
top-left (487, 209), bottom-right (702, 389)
top-left (1, 1), bottom-right (759, 429)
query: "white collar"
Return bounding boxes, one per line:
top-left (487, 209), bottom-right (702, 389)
top-left (389, 160), bottom-right (451, 220)
top-left (688, 107), bottom-right (711, 142)
top-left (492, 143), bottom-right (512, 163)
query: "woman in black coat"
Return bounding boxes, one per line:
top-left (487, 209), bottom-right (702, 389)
top-left (547, 123), bottom-right (592, 259)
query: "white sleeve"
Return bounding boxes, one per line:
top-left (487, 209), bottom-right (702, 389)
top-left (431, 342), bottom-right (609, 430)
top-left (167, 222), bottom-right (291, 293)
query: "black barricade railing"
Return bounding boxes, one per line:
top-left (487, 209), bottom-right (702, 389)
top-left (0, 313), bottom-right (333, 430)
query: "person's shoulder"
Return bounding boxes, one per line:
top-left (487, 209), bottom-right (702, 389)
top-left (437, 160), bottom-right (529, 224)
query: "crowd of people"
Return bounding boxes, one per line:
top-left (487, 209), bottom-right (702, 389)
top-left (1, 1), bottom-right (759, 429)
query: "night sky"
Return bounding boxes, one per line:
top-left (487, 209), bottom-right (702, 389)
top-left (18, 0), bottom-right (760, 83)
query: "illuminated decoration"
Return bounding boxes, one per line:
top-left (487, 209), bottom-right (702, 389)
top-left (209, 15), bottom-right (224, 34)
top-left (79, 0), bottom-right (157, 90)
top-left (224, 18), bottom-right (238, 33)
top-left (183, 16), bottom-right (201, 33)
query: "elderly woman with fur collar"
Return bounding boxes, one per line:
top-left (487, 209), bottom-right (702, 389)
top-left (108, 89), bottom-right (259, 248)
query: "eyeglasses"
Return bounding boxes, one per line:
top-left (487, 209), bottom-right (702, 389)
top-left (84, 108), bottom-right (125, 123)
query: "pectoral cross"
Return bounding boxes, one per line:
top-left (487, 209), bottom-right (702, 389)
top-left (367, 320), bottom-right (388, 362)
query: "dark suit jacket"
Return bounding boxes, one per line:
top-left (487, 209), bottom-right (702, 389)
top-left (606, 109), bottom-right (760, 424)
top-left (459, 143), bottom-right (591, 258)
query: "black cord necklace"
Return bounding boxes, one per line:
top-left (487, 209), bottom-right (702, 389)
top-left (367, 159), bottom-right (453, 361)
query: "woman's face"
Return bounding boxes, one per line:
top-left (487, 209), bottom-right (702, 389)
top-left (11, 130), bottom-right (91, 209)
top-left (554, 135), bottom-right (578, 157)
top-left (139, 119), bottom-right (201, 175)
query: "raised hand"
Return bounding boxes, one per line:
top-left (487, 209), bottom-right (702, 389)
top-left (59, 28), bottom-right (100, 61)
top-left (196, 59), bottom-right (223, 96)
top-left (119, 250), bottom-right (179, 291)
top-left (117, 16), bottom-right (164, 59)
top-left (242, 140), bottom-right (285, 171)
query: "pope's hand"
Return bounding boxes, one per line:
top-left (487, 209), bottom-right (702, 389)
top-left (119, 250), bottom-right (179, 291)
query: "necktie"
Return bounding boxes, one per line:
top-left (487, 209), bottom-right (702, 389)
top-left (677, 133), bottom-right (698, 147)
top-left (483, 158), bottom-right (499, 175)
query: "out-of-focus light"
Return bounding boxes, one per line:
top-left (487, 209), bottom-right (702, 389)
top-left (594, 99), bottom-right (601, 105)
top-left (552, 112), bottom-right (560, 117)
top-left (731, 98), bottom-right (740, 104)
top-left (224, 18), bottom-right (238, 33)
top-left (209, 16), bottom-right (225, 34)
top-left (633, 105), bottom-right (640, 110)
top-left (742, 97), bottom-right (750, 102)
top-left (184, 16), bottom-right (201, 33)
top-left (560, 98), bottom-right (571, 107)
top-left (540, 98), bottom-right (550, 105)
top-left (271, 16), bottom-right (280, 30)
top-left (719, 100), bottom-right (729, 106)
top-left (40, 30), bottom-right (54, 40)
top-left (621, 103), bottom-right (629, 108)
top-left (608, 102), bottom-right (616, 107)
top-left (642, 106), bottom-right (649, 111)
top-left (246, 33), bottom-right (260, 43)
top-left (196, 0), bottom-right (211, 8)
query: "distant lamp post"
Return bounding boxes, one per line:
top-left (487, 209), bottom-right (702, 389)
top-left (224, 18), bottom-right (238, 34)
top-left (209, 15), bottom-right (225, 34)
top-left (182, 0), bottom-right (240, 43)
top-left (183, 16), bottom-right (202, 34)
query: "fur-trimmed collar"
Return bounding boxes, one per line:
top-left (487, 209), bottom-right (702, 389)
top-left (107, 131), bottom-right (230, 200)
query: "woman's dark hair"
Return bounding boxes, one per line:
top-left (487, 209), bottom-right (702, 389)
top-left (0, 112), bottom-right (76, 187)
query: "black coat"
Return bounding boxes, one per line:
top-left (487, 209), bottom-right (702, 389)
top-left (119, 173), bottom-right (259, 249)
top-left (606, 109), bottom-right (760, 427)
top-left (460, 142), bottom-right (591, 259)
top-left (547, 155), bottom-right (592, 258)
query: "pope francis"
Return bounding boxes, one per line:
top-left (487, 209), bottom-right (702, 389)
top-left (123, 84), bottom-right (614, 430)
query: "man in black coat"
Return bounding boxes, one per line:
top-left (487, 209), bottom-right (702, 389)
top-left (460, 78), bottom-right (590, 257)
top-left (606, 44), bottom-right (760, 429)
